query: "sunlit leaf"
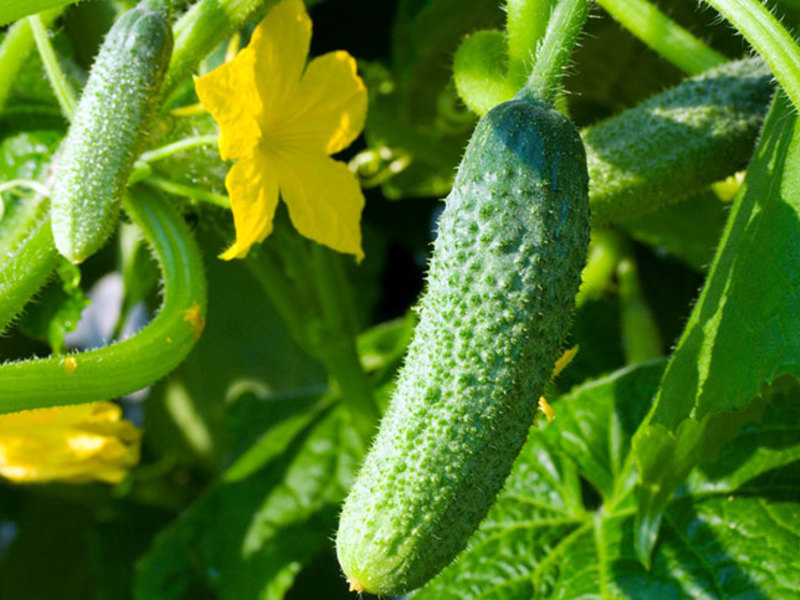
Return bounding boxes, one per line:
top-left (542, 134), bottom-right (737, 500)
top-left (633, 92), bottom-right (800, 563)
top-left (412, 363), bottom-right (800, 599)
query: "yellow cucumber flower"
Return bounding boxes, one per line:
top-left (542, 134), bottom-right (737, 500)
top-left (195, 0), bottom-right (368, 260)
top-left (0, 402), bottom-right (140, 484)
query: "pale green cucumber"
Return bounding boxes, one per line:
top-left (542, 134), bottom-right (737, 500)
top-left (50, 2), bottom-right (172, 264)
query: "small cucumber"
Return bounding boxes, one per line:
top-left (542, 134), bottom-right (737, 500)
top-left (50, 2), bottom-right (172, 264)
top-left (586, 56), bottom-right (773, 224)
top-left (337, 98), bottom-right (590, 595)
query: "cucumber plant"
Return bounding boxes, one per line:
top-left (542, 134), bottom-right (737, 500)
top-left (336, 0), bottom-right (592, 594)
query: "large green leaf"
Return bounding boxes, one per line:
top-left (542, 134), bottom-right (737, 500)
top-left (410, 362), bottom-right (800, 599)
top-left (135, 401), bottom-right (360, 600)
top-left (633, 92), bottom-right (800, 563)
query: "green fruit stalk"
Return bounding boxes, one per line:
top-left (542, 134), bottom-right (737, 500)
top-left (337, 98), bottom-right (590, 596)
top-left (50, 2), bottom-right (172, 264)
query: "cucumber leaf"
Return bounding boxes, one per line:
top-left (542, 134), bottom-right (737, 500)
top-left (411, 362), bottom-right (800, 599)
top-left (135, 402), bottom-right (360, 600)
top-left (633, 92), bottom-right (800, 564)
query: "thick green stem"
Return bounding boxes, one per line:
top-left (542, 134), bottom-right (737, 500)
top-left (29, 12), bottom-right (77, 120)
top-left (506, 0), bottom-right (553, 87)
top-left (0, 188), bottom-right (207, 413)
top-left (0, 0), bottom-right (74, 27)
top-left (0, 8), bottom-right (61, 112)
top-left (518, 0), bottom-right (590, 104)
top-left (597, 0), bottom-right (726, 75)
top-left (704, 0), bottom-right (800, 112)
top-left (0, 196), bottom-right (60, 333)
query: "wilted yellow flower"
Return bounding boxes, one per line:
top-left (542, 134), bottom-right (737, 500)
top-left (195, 0), bottom-right (368, 260)
top-left (0, 402), bottom-right (140, 484)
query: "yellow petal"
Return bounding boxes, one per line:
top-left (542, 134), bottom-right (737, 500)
top-left (194, 47), bottom-right (262, 160)
top-left (220, 151), bottom-right (280, 260)
top-left (274, 51), bottom-right (367, 155)
top-left (276, 147), bottom-right (365, 259)
top-left (0, 402), bottom-right (140, 484)
top-left (249, 0), bottom-right (311, 120)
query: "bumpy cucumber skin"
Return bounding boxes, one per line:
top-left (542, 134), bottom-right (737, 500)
top-left (587, 57), bottom-right (773, 225)
top-left (51, 5), bottom-right (172, 264)
top-left (337, 99), bottom-right (589, 596)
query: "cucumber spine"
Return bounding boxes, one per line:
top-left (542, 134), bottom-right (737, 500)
top-left (336, 98), bottom-right (590, 596)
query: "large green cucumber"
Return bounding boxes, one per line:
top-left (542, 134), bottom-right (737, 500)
top-left (50, 2), bottom-right (172, 264)
top-left (336, 98), bottom-right (590, 596)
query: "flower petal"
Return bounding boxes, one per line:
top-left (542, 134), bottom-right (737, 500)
top-left (275, 51), bottom-right (367, 154)
top-left (194, 47), bottom-right (262, 161)
top-left (249, 0), bottom-right (312, 121)
top-left (276, 148), bottom-right (365, 259)
top-left (221, 151), bottom-right (280, 260)
top-left (0, 402), bottom-right (140, 484)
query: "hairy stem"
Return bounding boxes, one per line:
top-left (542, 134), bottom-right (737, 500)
top-left (0, 188), bottom-right (207, 413)
top-left (29, 12), bottom-right (77, 120)
top-left (518, 0), bottom-right (590, 104)
top-left (597, 0), bottom-right (727, 75)
top-left (704, 0), bottom-right (800, 112)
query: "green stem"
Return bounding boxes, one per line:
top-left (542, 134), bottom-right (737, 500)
top-left (617, 255), bottom-right (663, 364)
top-left (162, 0), bottom-right (279, 100)
top-left (142, 175), bottom-right (230, 208)
top-left (0, 179), bottom-right (51, 197)
top-left (1, 1), bottom-right (80, 27)
top-left (138, 134), bottom-right (218, 163)
top-left (244, 247), bottom-right (319, 358)
top-left (506, 0), bottom-right (554, 87)
top-left (309, 244), bottom-right (379, 442)
top-left (704, 0), bottom-right (800, 112)
top-left (29, 12), bottom-right (77, 120)
top-left (0, 188), bottom-right (207, 414)
top-left (0, 8), bottom-right (61, 113)
top-left (244, 225), bottom-right (379, 445)
top-left (517, 0), bottom-right (590, 104)
top-left (0, 196), bottom-right (60, 333)
top-left (575, 229), bottom-right (624, 307)
top-left (596, 0), bottom-right (726, 75)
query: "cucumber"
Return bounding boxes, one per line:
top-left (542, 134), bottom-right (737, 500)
top-left (336, 98), bottom-right (590, 596)
top-left (50, 2), bottom-right (172, 264)
top-left (586, 56), bottom-right (773, 224)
